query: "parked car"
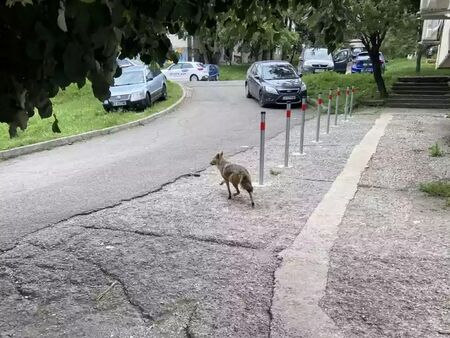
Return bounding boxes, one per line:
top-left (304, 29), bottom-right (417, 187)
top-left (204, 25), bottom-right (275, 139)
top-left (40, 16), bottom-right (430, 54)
top-left (245, 61), bottom-right (307, 107)
top-left (103, 65), bottom-right (167, 111)
top-left (206, 64), bottom-right (220, 81)
top-left (298, 48), bottom-right (334, 74)
top-left (333, 47), bottom-right (369, 73)
top-left (161, 62), bottom-right (209, 81)
top-left (351, 52), bottom-right (386, 73)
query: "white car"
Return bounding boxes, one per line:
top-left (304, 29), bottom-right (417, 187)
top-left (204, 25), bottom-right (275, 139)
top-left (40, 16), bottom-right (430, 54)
top-left (161, 62), bottom-right (209, 82)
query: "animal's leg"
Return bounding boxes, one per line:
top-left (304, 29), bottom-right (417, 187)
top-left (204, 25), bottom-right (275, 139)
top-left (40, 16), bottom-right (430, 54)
top-left (232, 181), bottom-right (240, 196)
top-left (248, 191), bottom-right (255, 208)
top-left (225, 180), bottom-right (232, 199)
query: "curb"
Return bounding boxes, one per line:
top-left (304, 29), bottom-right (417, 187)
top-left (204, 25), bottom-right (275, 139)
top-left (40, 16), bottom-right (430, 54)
top-left (0, 84), bottom-right (187, 161)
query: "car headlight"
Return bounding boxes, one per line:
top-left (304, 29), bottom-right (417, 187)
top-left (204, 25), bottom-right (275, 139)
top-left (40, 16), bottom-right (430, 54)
top-left (130, 91), bottom-right (146, 101)
top-left (264, 85), bottom-right (278, 94)
top-left (301, 82), bottom-right (307, 92)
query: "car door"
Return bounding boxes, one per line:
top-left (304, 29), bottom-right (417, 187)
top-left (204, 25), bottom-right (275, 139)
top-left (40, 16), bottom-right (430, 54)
top-left (145, 68), bottom-right (158, 102)
top-left (251, 65), bottom-right (263, 97)
top-left (333, 49), bottom-right (349, 73)
top-left (150, 66), bottom-right (163, 98)
top-left (166, 63), bottom-right (183, 80)
top-left (182, 63), bottom-right (195, 81)
top-left (248, 65), bottom-right (259, 97)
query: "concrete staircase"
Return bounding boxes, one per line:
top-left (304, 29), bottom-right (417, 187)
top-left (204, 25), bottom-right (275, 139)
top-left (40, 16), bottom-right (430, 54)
top-left (385, 76), bottom-right (450, 109)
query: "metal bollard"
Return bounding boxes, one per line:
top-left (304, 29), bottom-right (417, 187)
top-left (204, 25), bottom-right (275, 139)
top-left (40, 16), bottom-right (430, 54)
top-left (293, 98), bottom-right (307, 156)
top-left (284, 103), bottom-right (291, 167)
top-left (315, 94), bottom-right (323, 142)
top-left (334, 87), bottom-right (340, 126)
top-left (344, 87), bottom-right (350, 121)
top-left (349, 86), bottom-right (355, 117)
top-left (326, 89), bottom-right (332, 134)
top-left (259, 111), bottom-right (266, 185)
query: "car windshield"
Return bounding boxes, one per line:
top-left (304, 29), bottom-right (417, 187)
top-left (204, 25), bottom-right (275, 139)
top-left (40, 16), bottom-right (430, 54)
top-left (113, 71), bottom-right (144, 86)
top-left (304, 48), bottom-right (332, 61)
top-left (261, 64), bottom-right (298, 80)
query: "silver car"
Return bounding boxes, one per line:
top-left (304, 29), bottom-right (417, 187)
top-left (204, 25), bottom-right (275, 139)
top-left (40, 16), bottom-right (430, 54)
top-left (298, 48), bottom-right (334, 74)
top-left (103, 65), bottom-right (167, 111)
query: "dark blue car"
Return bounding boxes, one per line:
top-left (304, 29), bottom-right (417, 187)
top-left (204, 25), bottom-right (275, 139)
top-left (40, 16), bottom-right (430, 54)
top-left (206, 64), bottom-right (220, 81)
top-left (351, 52), bottom-right (386, 73)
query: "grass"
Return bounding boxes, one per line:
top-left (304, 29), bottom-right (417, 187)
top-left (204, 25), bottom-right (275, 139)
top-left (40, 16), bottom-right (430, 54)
top-left (429, 142), bottom-right (444, 157)
top-left (218, 58), bottom-right (450, 110)
top-left (0, 81), bottom-right (182, 151)
top-left (420, 180), bottom-right (450, 207)
top-left (219, 65), bottom-right (250, 80)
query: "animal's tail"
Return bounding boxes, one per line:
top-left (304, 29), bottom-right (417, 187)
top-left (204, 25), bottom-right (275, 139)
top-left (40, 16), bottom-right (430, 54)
top-left (240, 174), bottom-right (253, 193)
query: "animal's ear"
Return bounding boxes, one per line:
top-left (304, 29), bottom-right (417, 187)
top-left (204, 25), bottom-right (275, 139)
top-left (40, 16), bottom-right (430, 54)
top-left (215, 153), bottom-right (220, 159)
top-left (220, 151), bottom-right (223, 158)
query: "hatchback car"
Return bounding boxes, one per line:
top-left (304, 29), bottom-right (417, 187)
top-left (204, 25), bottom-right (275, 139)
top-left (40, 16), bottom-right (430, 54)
top-left (161, 62), bottom-right (209, 81)
top-left (245, 61), bottom-right (307, 107)
top-left (298, 48), bottom-right (334, 74)
top-left (351, 52), bottom-right (386, 73)
top-left (103, 65), bottom-right (167, 111)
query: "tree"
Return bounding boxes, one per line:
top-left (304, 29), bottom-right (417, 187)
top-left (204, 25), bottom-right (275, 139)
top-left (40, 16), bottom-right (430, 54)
top-left (0, 0), bottom-right (251, 137)
top-left (308, 0), bottom-right (418, 98)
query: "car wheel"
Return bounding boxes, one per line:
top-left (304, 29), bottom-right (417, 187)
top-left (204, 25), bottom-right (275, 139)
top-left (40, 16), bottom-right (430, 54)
top-left (258, 91), bottom-right (266, 107)
top-left (190, 74), bottom-right (199, 81)
top-left (245, 83), bottom-right (252, 98)
top-left (160, 84), bottom-right (167, 101)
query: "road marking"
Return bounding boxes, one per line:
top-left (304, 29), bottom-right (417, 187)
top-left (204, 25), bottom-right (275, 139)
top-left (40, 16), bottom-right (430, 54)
top-left (271, 113), bottom-right (393, 338)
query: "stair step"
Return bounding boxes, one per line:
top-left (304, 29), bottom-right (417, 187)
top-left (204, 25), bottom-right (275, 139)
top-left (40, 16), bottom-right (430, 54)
top-left (393, 83), bottom-right (449, 88)
top-left (386, 99), bottom-right (450, 105)
top-left (385, 102), bottom-right (450, 108)
top-left (387, 96), bottom-right (450, 104)
top-left (391, 89), bottom-right (450, 95)
top-left (398, 76), bottom-right (450, 83)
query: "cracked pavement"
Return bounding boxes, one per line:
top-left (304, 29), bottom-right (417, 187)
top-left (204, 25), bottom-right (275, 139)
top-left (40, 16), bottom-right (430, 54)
top-left (0, 99), bottom-right (377, 337)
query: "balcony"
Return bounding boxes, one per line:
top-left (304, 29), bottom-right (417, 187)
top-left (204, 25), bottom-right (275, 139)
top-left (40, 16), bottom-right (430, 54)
top-left (420, 0), bottom-right (450, 19)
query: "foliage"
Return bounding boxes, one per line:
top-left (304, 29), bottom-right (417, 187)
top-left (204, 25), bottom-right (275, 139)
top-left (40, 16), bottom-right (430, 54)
top-left (307, 0), bottom-right (419, 98)
top-left (0, 0), bottom-right (261, 137)
top-left (0, 81), bottom-right (182, 151)
top-left (429, 142), bottom-right (444, 157)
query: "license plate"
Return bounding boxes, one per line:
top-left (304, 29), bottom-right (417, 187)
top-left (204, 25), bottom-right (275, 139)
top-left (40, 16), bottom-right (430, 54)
top-left (112, 101), bottom-right (126, 107)
top-left (315, 69), bottom-right (325, 73)
top-left (283, 96), bottom-right (296, 101)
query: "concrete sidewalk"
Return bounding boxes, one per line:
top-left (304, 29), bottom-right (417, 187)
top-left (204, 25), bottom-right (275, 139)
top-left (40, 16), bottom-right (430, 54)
top-left (1, 108), bottom-right (447, 337)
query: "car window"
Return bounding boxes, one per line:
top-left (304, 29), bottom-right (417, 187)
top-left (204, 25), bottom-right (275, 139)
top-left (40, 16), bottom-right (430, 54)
top-left (183, 63), bottom-right (194, 69)
top-left (261, 64), bottom-right (298, 80)
top-left (113, 71), bottom-right (145, 86)
top-left (334, 50), bottom-right (348, 62)
top-left (304, 48), bottom-right (332, 61)
top-left (146, 70), bottom-right (154, 80)
top-left (170, 63), bottom-right (183, 70)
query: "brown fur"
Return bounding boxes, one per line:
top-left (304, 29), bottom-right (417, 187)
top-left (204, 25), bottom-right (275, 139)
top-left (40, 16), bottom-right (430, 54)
top-left (210, 152), bottom-right (255, 207)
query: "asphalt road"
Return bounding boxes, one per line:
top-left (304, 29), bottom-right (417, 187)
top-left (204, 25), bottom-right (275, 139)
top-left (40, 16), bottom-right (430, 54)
top-left (0, 81), bottom-right (294, 251)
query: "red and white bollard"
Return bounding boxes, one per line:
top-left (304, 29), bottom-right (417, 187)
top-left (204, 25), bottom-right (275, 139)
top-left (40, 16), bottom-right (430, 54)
top-left (349, 86), bottom-right (355, 117)
top-left (259, 111), bottom-right (266, 185)
top-left (334, 87), bottom-right (340, 126)
top-left (344, 86), bottom-right (350, 121)
top-left (293, 98), bottom-right (307, 156)
top-left (283, 103), bottom-right (292, 168)
top-left (326, 89), bottom-right (332, 134)
top-left (315, 94), bottom-right (323, 142)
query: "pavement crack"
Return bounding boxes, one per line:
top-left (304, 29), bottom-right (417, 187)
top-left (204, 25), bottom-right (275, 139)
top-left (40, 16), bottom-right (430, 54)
top-left (183, 234), bottom-right (260, 250)
top-left (301, 177), bottom-right (334, 183)
top-left (76, 255), bottom-right (153, 323)
top-left (267, 256), bottom-right (282, 338)
top-left (183, 305), bottom-right (197, 338)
